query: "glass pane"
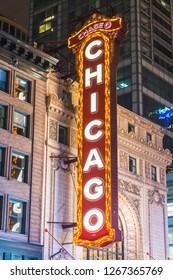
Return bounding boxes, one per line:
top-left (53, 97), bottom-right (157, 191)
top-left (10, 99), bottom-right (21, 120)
top-left (8, 199), bottom-right (25, 234)
top-left (0, 69), bottom-right (8, 92)
top-left (0, 148), bottom-right (5, 176)
top-left (10, 254), bottom-right (22, 260)
top-left (168, 227), bottom-right (173, 243)
top-left (0, 252), bottom-right (3, 260)
top-left (11, 152), bottom-right (26, 182)
top-left (0, 196), bottom-right (3, 229)
top-left (0, 104), bottom-right (6, 129)
top-left (15, 76), bottom-right (30, 102)
top-left (59, 125), bottom-right (68, 145)
top-left (13, 111), bottom-right (27, 137)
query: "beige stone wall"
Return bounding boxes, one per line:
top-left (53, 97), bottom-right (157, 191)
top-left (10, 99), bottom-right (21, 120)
top-left (44, 77), bottom-right (171, 260)
top-left (117, 105), bottom-right (171, 260)
top-left (43, 74), bottom-right (79, 259)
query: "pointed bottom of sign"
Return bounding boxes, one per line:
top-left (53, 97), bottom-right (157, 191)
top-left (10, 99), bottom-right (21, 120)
top-left (99, 228), bottom-right (122, 248)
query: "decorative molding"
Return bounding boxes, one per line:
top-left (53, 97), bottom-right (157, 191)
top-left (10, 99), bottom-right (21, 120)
top-left (160, 167), bottom-right (165, 185)
top-left (119, 179), bottom-right (140, 196)
top-left (71, 128), bottom-right (78, 149)
top-left (117, 106), bottom-right (163, 136)
top-left (145, 161), bottom-right (151, 179)
top-left (139, 159), bottom-right (143, 177)
top-left (119, 150), bottom-right (128, 170)
top-left (118, 132), bottom-right (171, 163)
top-left (49, 118), bottom-right (57, 141)
top-left (119, 192), bottom-right (143, 260)
top-left (148, 188), bottom-right (165, 206)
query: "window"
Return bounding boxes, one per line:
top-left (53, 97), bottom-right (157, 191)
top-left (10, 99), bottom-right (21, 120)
top-left (118, 92), bottom-right (132, 111)
top-left (10, 25), bottom-right (15, 36)
top-left (10, 254), bottom-right (22, 260)
top-left (128, 123), bottom-right (135, 133)
top-left (0, 147), bottom-right (5, 176)
top-left (129, 156), bottom-right (137, 174)
top-left (59, 125), bottom-right (68, 145)
top-left (62, 90), bottom-right (71, 102)
top-left (11, 151), bottom-right (28, 183)
top-left (146, 133), bottom-right (152, 142)
top-left (15, 76), bottom-right (31, 102)
top-left (13, 110), bottom-right (29, 137)
top-left (0, 196), bottom-right (3, 230)
top-left (117, 65), bottom-right (131, 90)
top-left (0, 104), bottom-right (7, 129)
top-left (0, 68), bottom-right (8, 92)
top-left (3, 22), bottom-right (8, 33)
top-left (8, 198), bottom-right (26, 234)
top-left (39, 22), bottom-right (52, 33)
top-left (151, 165), bottom-right (157, 181)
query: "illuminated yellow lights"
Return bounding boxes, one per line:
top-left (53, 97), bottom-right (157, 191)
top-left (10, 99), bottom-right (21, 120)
top-left (44, 15), bottom-right (55, 22)
top-left (73, 31), bottom-right (115, 247)
top-left (39, 22), bottom-right (52, 34)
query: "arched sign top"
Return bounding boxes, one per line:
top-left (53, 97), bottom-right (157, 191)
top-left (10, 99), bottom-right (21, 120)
top-left (68, 14), bottom-right (123, 48)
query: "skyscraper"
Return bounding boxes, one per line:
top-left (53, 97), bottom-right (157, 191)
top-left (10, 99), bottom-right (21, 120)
top-left (29, 0), bottom-right (173, 152)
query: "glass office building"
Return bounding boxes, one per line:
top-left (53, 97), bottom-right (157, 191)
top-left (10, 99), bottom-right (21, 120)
top-left (29, 1), bottom-right (173, 144)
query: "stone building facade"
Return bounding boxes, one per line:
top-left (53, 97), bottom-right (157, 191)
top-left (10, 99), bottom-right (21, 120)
top-left (117, 106), bottom-right (171, 260)
top-left (45, 78), bottom-right (171, 260)
top-left (0, 29), bottom-right (58, 259)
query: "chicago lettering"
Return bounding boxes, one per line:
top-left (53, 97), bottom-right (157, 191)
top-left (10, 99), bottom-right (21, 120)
top-left (83, 38), bottom-right (105, 233)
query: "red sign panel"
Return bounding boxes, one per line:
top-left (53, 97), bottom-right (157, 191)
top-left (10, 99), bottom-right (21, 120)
top-left (68, 14), bottom-right (126, 247)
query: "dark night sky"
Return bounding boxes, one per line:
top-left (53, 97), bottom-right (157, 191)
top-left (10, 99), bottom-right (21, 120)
top-left (0, 0), bottom-right (30, 30)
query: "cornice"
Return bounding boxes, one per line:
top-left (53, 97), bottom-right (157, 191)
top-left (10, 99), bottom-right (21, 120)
top-left (117, 105), bottom-right (163, 136)
top-left (118, 129), bottom-right (171, 165)
top-left (47, 93), bottom-right (77, 123)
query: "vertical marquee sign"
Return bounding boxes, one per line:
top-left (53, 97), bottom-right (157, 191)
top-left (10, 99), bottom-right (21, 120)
top-left (68, 14), bottom-right (127, 247)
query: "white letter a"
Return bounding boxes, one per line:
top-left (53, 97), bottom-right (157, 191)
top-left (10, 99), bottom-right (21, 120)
top-left (83, 148), bottom-right (104, 172)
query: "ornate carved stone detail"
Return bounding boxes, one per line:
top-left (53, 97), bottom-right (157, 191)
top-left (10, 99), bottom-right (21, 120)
top-left (49, 118), bottom-right (57, 141)
top-left (119, 150), bottom-right (128, 170)
top-left (71, 128), bottom-right (78, 149)
top-left (139, 159), bottom-right (143, 177)
top-left (148, 188), bottom-right (165, 206)
top-left (131, 198), bottom-right (140, 215)
top-left (119, 179), bottom-right (140, 196)
top-left (145, 161), bottom-right (150, 179)
top-left (160, 167), bottom-right (165, 185)
top-left (119, 192), bottom-right (143, 260)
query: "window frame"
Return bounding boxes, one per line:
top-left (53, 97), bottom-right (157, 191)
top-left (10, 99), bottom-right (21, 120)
top-left (0, 68), bottom-right (9, 93)
top-left (10, 150), bottom-right (28, 183)
top-left (13, 109), bottom-right (29, 138)
top-left (14, 75), bottom-right (31, 103)
top-left (128, 123), bottom-right (135, 133)
top-left (58, 124), bottom-right (69, 146)
top-left (0, 103), bottom-right (8, 130)
top-left (0, 146), bottom-right (6, 177)
top-left (146, 132), bottom-right (152, 142)
top-left (7, 197), bottom-right (26, 235)
top-left (151, 165), bottom-right (157, 181)
top-left (129, 156), bottom-right (137, 174)
top-left (0, 194), bottom-right (4, 230)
